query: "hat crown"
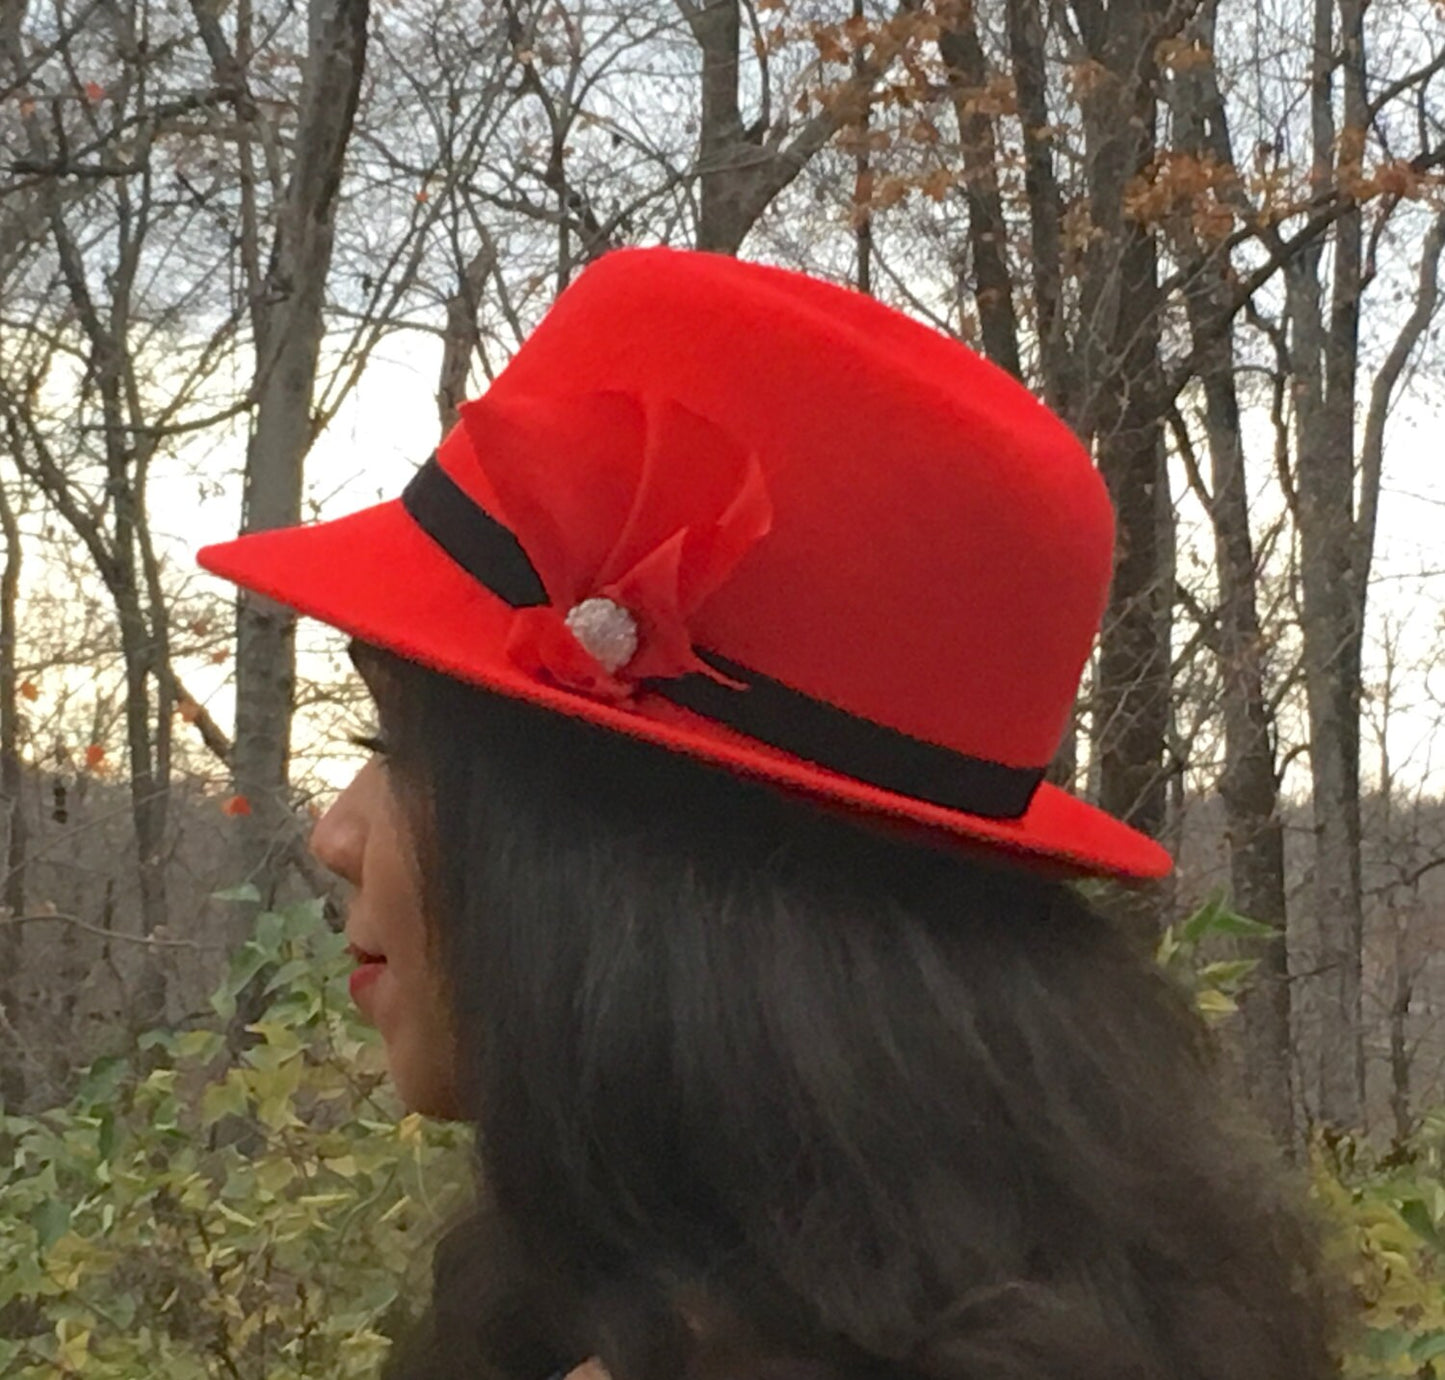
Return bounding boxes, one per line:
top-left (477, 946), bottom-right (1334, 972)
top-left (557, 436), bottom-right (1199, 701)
top-left (446, 248), bottom-right (1114, 773)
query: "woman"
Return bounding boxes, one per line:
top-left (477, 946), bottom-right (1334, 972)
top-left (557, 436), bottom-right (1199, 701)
top-left (200, 249), bottom-right (1335, 1380)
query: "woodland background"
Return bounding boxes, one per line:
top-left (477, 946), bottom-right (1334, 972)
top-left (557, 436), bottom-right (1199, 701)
top-left (1, 0), bottom-right (1445, 1371)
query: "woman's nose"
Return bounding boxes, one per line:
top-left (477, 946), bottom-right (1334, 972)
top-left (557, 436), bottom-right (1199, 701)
top-left (309, 770), bottom-right (368, 884)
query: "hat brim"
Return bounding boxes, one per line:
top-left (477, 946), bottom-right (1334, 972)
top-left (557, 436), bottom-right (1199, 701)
top-left (198, 501), bottom-right (1172, 881)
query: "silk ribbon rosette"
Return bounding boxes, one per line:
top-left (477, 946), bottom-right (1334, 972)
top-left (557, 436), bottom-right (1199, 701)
top-left (456, 390), bottom-right (774, 704)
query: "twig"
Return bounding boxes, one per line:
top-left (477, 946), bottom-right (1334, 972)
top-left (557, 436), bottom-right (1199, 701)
top-left (0, 910), bottom-right (227, 950)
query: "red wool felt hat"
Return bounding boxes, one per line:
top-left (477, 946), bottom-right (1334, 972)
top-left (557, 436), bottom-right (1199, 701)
top-left (198, 248), bottom-right (1171, 880)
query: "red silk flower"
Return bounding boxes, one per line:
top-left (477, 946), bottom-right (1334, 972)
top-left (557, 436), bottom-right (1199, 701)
top-left (457, 390), bottom-right (773, 702)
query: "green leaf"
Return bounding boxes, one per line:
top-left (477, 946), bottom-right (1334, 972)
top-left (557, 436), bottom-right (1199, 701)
top-left (296, 1192), bottom-right (354, 1210)
top-left (1411, 1331), bottom-right (1445, 1365)
top-left (1200, 910), bottom-right (1280, 940)
top-left (252, 1061), bottom-right (303, 1130)
top-left (141, 1067), bottom-right (178, 1094)
top-left (1197, 958), bottom-right (1261, 988)
top-left (214, 1201), bottom-right (258, 1229)
top-left (266, 987), bottom-right (323, 1026)
top-left (255, 909), bottom-right (287, 957)
top-left (211, 941), bottom-right (270, 1017)
top-left (254, 1158), bottom-right (296, 1196)
top-left (282, 897), bottom-right (328, 942)
top-left (1399, 1196), bottom-right (1445, 1250)
top-left (1194, 989), bottom-right (1238, 1017)
top-left (172, 1029), bottom-right (225, 1063)
top-left (264, 957), bottom-right (316, 995)
top-left (245, 1021), bottom-right (304, 1059)
top-left (200, 1077), bottom-right (249, 1127)
top-left (32, 1198), bottom-right (71, 1250)
top-left (1361, 1324), bottom-right (1414, 1363)
top-left (1179, 891), bottom-right (1229, 945)
top-left (75, 1055), bottom-right (129, 1106)
top-left (96, 1110), bottom-right (115, 1160)
top-left (312, 928), bottom-right (350, 964)
top-left (56, 1317), bottom-right (92, 1371)
top-left (1180, 891), bottom-right (1280, 945)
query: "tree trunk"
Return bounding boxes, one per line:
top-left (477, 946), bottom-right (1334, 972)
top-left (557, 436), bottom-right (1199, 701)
top-left (1388, 912), bottom-right (1413, 1145)
top-left (0, 479), bottom-right (26, 1107)
top-left (1007, 0), bottom-right (1071, 417)
top-left (117, 583), bottom-right (170, 1029)
top-left (112, 429), bottom-right (169, 1027)
top-left (851, 0), bottom-right (873, 295)
top-left (1200, 360), bottom-right (1295, 1147)
top-left (1009, 0), bottom-right (1081, 790)
top-left (0, 481), bottom-right (22, 924)
top-left (692, 0), bottom-right (751, 254)
top-left (940, 4), bottom-right (1022, 378)
top-left (1074, 0), bottom-right (1176, 858)
top-left (685, 0), bottom-right (906, 255)
top-left (436, 247), bottom-right (497, 438)
top-left (1092, 307), bottom-right (1170, 844)
top-left (1357, 211), bottom-right (1445, 634)
top-left (1171, 0), bottom-right (1294, 1149)
top-left (1289, 0), bottom-right (1366, 1131)
top-left (232, 0), bottom-right (370, 909)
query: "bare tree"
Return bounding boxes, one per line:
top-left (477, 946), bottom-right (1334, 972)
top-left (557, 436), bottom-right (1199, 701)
top-left (684, 0), bottom-right (915, 254)
top-left (0, 476), bottom-right (27, 1105)
top-left (1164, 0), bottom-right (1295, 1146)
top-left (0, 0), bottom-right (243, 1024)
top-left (191, 0), bottom-right (371, 910)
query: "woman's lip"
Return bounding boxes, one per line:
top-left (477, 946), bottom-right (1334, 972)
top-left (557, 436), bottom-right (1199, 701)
top-left (346, 941), bottom-right (386, 963)
top-left (349, 958), bottom-right (387, 1005)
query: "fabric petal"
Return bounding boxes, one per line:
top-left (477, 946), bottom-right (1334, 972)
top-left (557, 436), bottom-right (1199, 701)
top-left (460, 391), bottom-right (647, 609)
top-left (606, 534), bottom-right (751, 688)
top-left (505, 606), bottom-right (633, 702)
top-left (604, 533), bottom-right (695, 681)
top-left (595, 397), bottom-right (759, 590)
top-left (472, 389), bottom-right (772, 703)
top-left (675, 451), bottom-right (773, 613)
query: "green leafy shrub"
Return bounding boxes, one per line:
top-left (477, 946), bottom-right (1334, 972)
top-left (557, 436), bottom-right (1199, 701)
top-left (1316, 1116), bottom-right (1445, 1378)
top-left (10, 889), bottom-right (1445, 1377)
top-left (0, 897), bottom-right (471, 1378)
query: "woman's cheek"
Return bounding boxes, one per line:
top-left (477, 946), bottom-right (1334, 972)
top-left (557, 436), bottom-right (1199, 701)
top-left (383, 968), bottom-right (461, 1118)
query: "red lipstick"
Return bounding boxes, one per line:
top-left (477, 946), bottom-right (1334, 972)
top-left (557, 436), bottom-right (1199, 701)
top-left (347, 943), bottom-right (387, 1004)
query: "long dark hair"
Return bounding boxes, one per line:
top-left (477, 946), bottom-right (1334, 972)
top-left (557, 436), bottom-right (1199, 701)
top-left (365, 647), bottom-right (1336, 1380)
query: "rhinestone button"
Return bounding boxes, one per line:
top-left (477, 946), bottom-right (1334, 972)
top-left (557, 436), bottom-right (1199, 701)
top-left (564, 597), bottom-right (639, 674)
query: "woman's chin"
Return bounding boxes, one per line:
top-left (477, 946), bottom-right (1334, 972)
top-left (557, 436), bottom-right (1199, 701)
top-left (387, 1039), bottom-right (464, 1121)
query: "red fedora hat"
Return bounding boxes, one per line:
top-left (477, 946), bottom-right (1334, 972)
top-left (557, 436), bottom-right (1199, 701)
top-left (198, 247), bottom-right (1170, 880)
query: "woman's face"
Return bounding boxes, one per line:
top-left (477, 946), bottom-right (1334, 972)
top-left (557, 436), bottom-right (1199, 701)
top-left (310, 753), bottom-right (462, 1119)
